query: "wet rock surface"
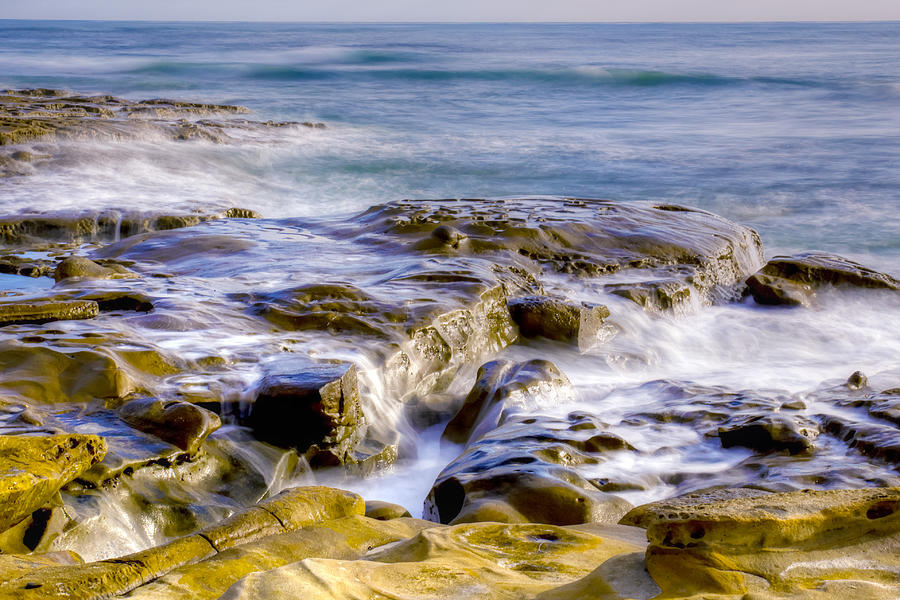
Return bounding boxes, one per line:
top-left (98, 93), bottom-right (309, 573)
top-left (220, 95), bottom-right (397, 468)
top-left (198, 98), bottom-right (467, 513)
top-left (0, 434), bottom-right (106, 533)
top-left (747, 252), bottom-right (900, 306)
top-left (0, 163), bottom-right (898, 599)
top-left (0, 88), bottom-right (322, 150)
top-left (622, 487), bottom-right (900, 599)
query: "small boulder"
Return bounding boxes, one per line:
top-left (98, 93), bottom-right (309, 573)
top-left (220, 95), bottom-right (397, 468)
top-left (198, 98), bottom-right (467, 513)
top-left (117, 397), bottom-right (221, 455)
top-left (718, 414), bottom-right (817, 455)
top-left (508, 295), bottom-right (609, 350)
top-left (747, 252), bottom-right (899, 307)
top-left (54, 256), bottom-right (136, 282)
top-left (246, 362), bottom-right (364, 464)
top-left (364, 500), bottom-right (412, 521)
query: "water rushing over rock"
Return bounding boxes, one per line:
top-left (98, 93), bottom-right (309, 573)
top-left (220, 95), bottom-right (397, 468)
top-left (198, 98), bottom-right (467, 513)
top-left (1, 95), bottom-right (900, 597)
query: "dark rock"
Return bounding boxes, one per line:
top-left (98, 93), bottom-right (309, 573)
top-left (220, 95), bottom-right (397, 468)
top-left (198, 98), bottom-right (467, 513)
top-left (76, 291), bottom-right (154, 313)
top-left (718, 415), bottom-right (817, 455)
top-left (0, 300), bottom-right (98, 326)
top-left (821, 415), bottom-right (900, 465)
top-left (508, 295), bottom-right (609, 350)
top-left (117, 397), bottom-right (221, 455)
top-left (847, 370), bottom-right (869, 390)
top-left (442, 359), bottom-right (574, 447)
top-left (246, 362), bottom-right (364, 462)
top-left (747, 252), bottom-right (900, 307)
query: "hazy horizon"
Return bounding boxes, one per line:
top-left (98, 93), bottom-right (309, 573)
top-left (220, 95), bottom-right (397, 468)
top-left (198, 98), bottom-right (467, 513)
top-left (3, 0), bottom-right (900, 23)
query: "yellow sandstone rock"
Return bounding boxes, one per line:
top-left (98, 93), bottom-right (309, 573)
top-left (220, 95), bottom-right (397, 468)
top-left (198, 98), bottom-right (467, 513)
top-left (0, 486), bottom-right (365, 600)
top-left (0, 434), bottom-right (106, 533)
top-left (621, 486), bottom-right (900, 599)
top-left (217, 521), bottom-right (651, 600)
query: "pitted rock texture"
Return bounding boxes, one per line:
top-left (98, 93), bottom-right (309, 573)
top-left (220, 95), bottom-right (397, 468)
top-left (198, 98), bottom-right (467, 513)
top-left (747, 252), bottom-right (900, 306)
top-left (621, 486), bottom-right (900, 599)
top-left (0, 434), bottom-right (107, 533)
top-left (0, 88), bottom-right (322, 148)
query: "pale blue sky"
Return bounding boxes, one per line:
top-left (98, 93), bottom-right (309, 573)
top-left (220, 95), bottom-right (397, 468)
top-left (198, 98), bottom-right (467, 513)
top-left (2, 0), bottom-right (900, 22)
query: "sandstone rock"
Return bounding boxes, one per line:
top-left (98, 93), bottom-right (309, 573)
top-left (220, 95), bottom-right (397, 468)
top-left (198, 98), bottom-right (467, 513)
top-left (508, 295), bottom-right (610, 350)
top-left (718, 414), bottom-right (817, 455)
top-left (0, 300), bottom-right (98, 326)
top-left (54, 256), bottom-right (136, 281)
top-left (0, 434), bottom-right (106, 533)
top-left (216, 521), bottom-right (647, 600)
top-left (0, 89), bottom-right (308, 149)
top-left (246, 362), bottom-right (363, 463)
top-left (124, 516), bottom-right (432, 600)
top-left (364, 500), bottom-right (412, 520)
top-left (0, 342), bottom-right (132, 404)
top-left (442, 359), bottom-right (576, 446)
top-left (117, 397), bottom-right (221, 455)
top-left (621, 487), bottom-right (900, 598)
top-left (0, 486), bottom-right (364, 599)
top-left (747, 252), bottom-right (900, 307)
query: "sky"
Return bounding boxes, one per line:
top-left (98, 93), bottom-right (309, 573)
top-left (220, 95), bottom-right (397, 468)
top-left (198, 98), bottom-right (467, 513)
top-left (2, 0), bottom-right (900, 22)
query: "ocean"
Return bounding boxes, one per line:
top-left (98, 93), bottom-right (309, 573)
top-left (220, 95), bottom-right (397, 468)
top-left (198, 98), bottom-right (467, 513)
top-left (1, 20), bottom-right (900, 559)
top-left (1, 21), bottom-right (899, 269)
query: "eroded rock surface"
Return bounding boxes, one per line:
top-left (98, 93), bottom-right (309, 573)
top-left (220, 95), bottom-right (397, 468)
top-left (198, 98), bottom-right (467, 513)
top-left (0, 434), bottom-right (106, 533)
top-left (0, 88), bottom-right (322, 149)
top-left (622, 486), bottom-right (900, 599)
top-left (747, 252), bottom-right (900, 306)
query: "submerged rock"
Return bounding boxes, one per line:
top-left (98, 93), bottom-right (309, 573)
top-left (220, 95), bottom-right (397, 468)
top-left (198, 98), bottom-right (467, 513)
top-left (747, 252), bottom-right (900, 306)
top-left (718, 414), bottom-right (817, 455)
top-left (117, 397), bottom-right (221, 455)
top-left (0, 300), bottom-right (98, 326)
top-left (430, 361), bottom-right (631, 527)
top-left (442, 359), bottom-right (576, 446)
top-left (53, 256), bottom-right (136, 282)
top-left (0, 434), bottom-right (106, 533)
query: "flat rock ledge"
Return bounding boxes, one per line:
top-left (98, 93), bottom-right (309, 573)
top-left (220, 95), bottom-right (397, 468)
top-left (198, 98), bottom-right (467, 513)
top-left (0, 88), bottom-right (324, 149)
top-left (1, 484), bottom-right (898, 599)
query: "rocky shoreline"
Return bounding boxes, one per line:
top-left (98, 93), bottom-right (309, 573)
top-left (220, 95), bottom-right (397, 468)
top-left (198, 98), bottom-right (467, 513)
top-left (1, 90), bottom-right (900, 599)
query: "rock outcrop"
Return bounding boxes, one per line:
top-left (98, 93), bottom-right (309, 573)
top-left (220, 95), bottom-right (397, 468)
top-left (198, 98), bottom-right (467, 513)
top-left (622, 486), bottom-right (900, 599)
top-left (747, 252), bottom-right (900, 306)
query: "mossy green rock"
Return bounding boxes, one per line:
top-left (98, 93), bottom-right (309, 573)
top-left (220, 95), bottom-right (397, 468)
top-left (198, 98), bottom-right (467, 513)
top-left (0, 300), bottom-right (99, 326)
top-left (54, 256), bottom-right (136, 282)
top-left (0, 434), bottom-right (107, 533)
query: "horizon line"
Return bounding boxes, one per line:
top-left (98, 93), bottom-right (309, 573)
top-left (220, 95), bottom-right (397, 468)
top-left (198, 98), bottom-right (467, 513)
top-left (1, 18), bottom-right (899, 25)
